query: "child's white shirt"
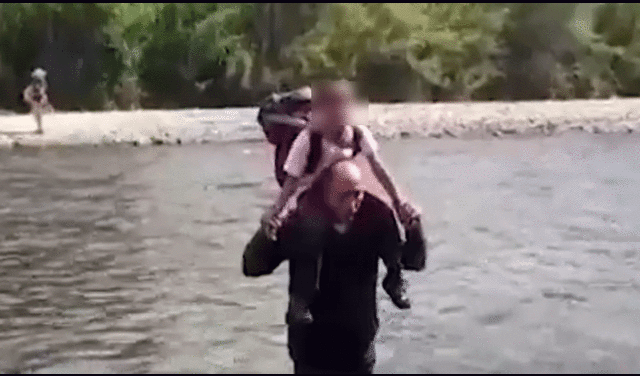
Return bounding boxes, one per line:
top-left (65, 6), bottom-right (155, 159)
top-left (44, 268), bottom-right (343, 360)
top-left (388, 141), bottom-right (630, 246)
top-left (280, 124), bottom-right (379, 212)
top-left (283, 124), bottom-right (379, 180)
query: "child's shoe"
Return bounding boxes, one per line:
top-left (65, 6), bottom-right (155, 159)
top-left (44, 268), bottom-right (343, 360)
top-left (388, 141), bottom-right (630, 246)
top-left (383, 271), bottom-right (411, 310)
top-left (286, 295), bottom-right (314, 325)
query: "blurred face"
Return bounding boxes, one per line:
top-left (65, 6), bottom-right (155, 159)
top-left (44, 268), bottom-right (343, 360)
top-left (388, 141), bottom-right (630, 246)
top-left (325, 163), bottom-right (365, 223)
top-left (32, 79), bottom-right (44, 89)
top-left (312, 81), bottom-right (356, 131)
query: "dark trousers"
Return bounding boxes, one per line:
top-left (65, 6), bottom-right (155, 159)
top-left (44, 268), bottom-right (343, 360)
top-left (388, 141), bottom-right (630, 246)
top-left (280, 205), bottom-right (330, 310)
top-left (289, 331), bottom-right (376, 374)
top-left (294, 361), bottom-right (374, 374)
top-left (280, 197), bottom-right (408, 314)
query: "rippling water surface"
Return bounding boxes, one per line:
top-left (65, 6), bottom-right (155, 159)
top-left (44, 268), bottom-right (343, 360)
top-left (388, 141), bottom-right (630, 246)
top-left (1, 131), bottom-right (640, 373)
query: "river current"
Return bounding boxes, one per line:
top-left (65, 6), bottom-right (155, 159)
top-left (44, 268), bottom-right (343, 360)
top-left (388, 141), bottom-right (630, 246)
top-left (1, 130), bottom-right (639, 373)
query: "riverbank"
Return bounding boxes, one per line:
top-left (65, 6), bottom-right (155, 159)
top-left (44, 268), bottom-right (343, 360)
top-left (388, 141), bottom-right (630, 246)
top-left (1, 97), bottom-right (639, 148)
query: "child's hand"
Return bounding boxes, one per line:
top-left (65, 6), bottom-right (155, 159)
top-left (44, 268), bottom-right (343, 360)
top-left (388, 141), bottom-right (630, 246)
top-left (261, 207), bottom-right (284, 241)
top-left (397, 201), bottom-right (420, 227)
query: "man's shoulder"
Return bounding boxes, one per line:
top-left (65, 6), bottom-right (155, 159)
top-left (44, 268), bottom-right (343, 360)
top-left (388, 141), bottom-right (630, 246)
top-left (361, 191), bottom-right (389, 208)
top-left (356, 192), bottom-right (396, 228)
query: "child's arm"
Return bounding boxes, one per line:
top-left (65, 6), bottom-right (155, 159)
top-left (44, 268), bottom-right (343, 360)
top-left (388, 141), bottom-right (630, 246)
top-left (23, 87), bottom-right (34, 106)
top-left (366, 153), bottom-right (404, 213)
top-left (272, 129), bottom-right (314, 215)
top-left (368, 154), bottom-right (420, 229)
top-left (272, 174), bottom-right (301, 215)
top-left (355, 124), bottom-right (419, 227)
top-left (263, 129), bottom-right (312, 239)
top-left (262, 174), bottom-right (301, 240)
top-left (354, 125), bottom-right (406, 213)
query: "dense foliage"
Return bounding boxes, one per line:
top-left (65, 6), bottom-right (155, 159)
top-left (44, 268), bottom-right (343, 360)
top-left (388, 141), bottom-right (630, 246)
top-left (1, 3), bottom-right (640, 110)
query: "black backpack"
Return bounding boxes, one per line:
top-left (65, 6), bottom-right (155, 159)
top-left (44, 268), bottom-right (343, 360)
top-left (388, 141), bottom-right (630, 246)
top-left (257, 87), bottom-right (363, 186)
top-left (257, 86), bottom-right (311, 146)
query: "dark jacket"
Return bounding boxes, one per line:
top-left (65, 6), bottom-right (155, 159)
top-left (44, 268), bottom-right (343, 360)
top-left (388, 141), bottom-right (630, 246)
top-left (242, 191), bottom-right (427, 371)
top-left (283, 192), bottom-right (402, 372)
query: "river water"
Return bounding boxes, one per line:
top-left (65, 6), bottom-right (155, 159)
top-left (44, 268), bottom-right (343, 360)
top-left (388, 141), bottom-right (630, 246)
top-left (1, 132), bottom-right (639, 373)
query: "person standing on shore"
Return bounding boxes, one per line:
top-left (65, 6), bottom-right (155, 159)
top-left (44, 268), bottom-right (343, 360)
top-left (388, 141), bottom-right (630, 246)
top-left (23, 68), bottom-right (53, 135)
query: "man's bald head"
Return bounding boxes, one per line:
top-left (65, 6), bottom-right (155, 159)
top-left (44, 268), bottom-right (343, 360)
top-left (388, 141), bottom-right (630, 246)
top-left (323, 160), bottom-right (365, 223)
top-left (327, 160), bottom-right (362, 190)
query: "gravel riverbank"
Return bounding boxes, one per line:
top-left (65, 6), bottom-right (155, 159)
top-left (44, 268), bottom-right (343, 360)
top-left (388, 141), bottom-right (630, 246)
top-left (1, 97), bottom-right (640, 148)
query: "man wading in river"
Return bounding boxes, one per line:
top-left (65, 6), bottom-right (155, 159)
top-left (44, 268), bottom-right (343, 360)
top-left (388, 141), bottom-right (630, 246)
top-left (243, 160), bottom-right (427, 373)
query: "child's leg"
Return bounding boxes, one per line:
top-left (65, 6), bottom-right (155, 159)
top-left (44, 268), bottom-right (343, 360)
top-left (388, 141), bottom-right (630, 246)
top-left (288, 253), bottom-right (322, 324)
top-left (280, 203), bottom-right (330, 324)
top-left (34, 108), bottom-right (43, 134)
top-left (382, 248), bottom-right (411, 310)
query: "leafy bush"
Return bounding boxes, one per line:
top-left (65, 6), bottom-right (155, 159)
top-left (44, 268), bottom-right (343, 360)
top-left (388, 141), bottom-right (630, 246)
top-left (5, 2), bottom-right (640, 110)
top-left (579, 3), bottom-right (640, 97)
top-left (0, 3), bottom-right (120, 110)
top-left (283, 3), bottom-right (508, 101)
top-left (102, 3), bottom-right (257, 108)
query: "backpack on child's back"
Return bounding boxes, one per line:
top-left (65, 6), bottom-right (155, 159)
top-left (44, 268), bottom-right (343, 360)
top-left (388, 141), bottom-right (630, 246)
top-left (257, 86), bottom-right (364, 185)
top-left (258, 87), bottom-right (311, 187)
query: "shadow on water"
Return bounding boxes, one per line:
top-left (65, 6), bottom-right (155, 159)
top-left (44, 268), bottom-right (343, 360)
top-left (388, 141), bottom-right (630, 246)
top-left (1, 130), bottom-right (640, 373)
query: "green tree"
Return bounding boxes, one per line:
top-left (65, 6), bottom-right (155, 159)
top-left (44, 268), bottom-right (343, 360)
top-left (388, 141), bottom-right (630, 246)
top-left (579, 3), bottom-right (640, 96)
top-left (0, 3), bottom-right (118, 110)
top-left (283, 3), bottom-right (508, 101)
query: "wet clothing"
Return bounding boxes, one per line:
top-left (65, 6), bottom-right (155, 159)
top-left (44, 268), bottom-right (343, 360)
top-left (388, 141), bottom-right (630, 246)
top-left (279, 192), bottom-right (403, 373)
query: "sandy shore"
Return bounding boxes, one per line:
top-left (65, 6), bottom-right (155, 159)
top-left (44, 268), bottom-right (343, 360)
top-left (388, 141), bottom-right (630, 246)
top-left (1, 97), bottom-right (639, 147)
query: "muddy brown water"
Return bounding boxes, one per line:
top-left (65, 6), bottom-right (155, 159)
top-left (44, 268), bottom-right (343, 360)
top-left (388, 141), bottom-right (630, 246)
top-left (1, 132), bottom-right (640, 373)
